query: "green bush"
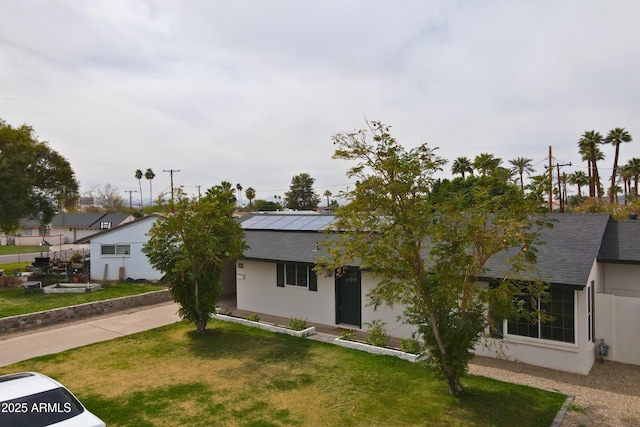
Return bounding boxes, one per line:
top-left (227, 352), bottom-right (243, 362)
top-left (364, 320), bottom-right (390, 348)
top-left (400, 337), bottom-right (422, 354)
top-left (288, 317), bottom-right (308, 331)
top-left (246, 313), bottom-right (260, 322)
top-left (339, 329), bottom-right (358, 341)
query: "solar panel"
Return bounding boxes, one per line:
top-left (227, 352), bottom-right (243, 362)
top-left (241, 214), bottom-right (335, 231)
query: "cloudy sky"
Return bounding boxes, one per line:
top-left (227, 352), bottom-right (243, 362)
top-left (2, 0), bottom-right (639, 205)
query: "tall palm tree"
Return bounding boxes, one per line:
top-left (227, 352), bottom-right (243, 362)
top-left (579, 130), bottom-right (604, 199)
top-left (625, 157), bottom-right (640, 199)
top-left (604, 127), bottom-right (633, 203)
top-left (236, 183), bottom-right (243, 207)
top-left (451, 157), bottom-right (473, 178)
top-left (618, 165), bottom-right (633, 205)
top-left (134, 169), bottom-right (143, 208)
top-left (567, 171), bottom-right (589, 203)
top-left (473, 153), bottom-right (502, 176)
top-left (323, 190), bottom-right (332, 208)
top-left (508, 157), bottom-right (535, 191)
top-left (245, 187), bottom-right (256, 210)
top-left (144, 168), bottom-right (155, 206)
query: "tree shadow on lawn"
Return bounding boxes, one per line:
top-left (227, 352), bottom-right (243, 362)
top-left (185, 319), bottom-right (314, 364)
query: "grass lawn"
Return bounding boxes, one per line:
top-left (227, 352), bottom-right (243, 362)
top-left (0, 320), bottom-right (567, 426)
top-left (0, 283), bottom-right (167, 318)
top-left (0, 261), bottom-right (31, 275)
top-left (0, 245), bottom-right (45, 255)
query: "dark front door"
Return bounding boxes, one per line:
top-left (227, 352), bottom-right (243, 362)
top-left (335, 269), bottom-right (361, 328)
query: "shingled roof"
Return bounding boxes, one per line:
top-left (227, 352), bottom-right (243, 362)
top-left (598, 219), bottom-right (640, 265)
top-left (241, 212), bottom-right (614, 289)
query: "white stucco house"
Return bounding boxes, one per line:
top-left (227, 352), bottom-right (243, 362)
top-left (75, 214), bottom-right (163, 282)
top-left (236, 212), bottom-right (640, 375)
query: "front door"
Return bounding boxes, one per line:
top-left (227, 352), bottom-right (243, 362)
top-left (335, 269), bottom-right (361, 328)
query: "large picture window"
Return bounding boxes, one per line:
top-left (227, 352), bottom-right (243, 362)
top-left (507, 287), bottom-right (575, 344)
top-left (101, 245), bottom-right (131, 256)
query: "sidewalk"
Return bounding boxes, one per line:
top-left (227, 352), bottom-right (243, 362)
top-left (0, 302), bottom-right (182, 367)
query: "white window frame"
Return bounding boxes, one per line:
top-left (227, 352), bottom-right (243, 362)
top-left (100, 244), bottom-right (131, 256)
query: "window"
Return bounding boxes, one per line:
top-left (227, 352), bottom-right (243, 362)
top-left (276, 263), bottom-right (317, 291)
top-left (101, 245), bottom-right (130, 256)
top-left (22, 228), bottom-right (32, 237)
top-left (507, 287), bottom-right (575, 344)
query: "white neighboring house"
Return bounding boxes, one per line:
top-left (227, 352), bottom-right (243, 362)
top-left (236, 212), bottom-right (640, 375)
top-left (75, 214), bottom-right (163, 282)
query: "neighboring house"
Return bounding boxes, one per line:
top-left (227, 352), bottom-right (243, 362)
top-left (75, 215), bottom-right (163, 282)
top-left (0, 213), bottom-right (135, 246)
top-left (236, 212), bottom-right (640, 375)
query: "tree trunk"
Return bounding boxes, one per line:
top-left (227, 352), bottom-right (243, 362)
top-left (428, 311), bottom-right (461, 395)
top-left (194, 318), bottom-right (207, 334)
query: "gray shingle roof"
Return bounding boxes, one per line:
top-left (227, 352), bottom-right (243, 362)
top-left (242, 213), bottom-right (613, 288)
top-left (598, 219), bottom-right (640, 264)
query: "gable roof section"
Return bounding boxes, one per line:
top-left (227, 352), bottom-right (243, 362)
top-left (74, 214), bottom-right (160, 244)
top-left (242, 212), bottom-right (612, 288)
top-left (597, 219), bottom-right (640, 265)
top-left (51, 213), bottom-right (132, 228)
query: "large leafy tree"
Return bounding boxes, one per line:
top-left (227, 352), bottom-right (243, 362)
top-left (0, 119), bottom-right (79, 233)
top-left (604, 127), bottom-right (632, 204)
top-left (284, 173), bottom-right (320, 210)
top-left (143, 184), bottom-right (247, 333)
top-left (473, 153), bottom-right (502, 176)
top-left (321, 121), bottom-right (548, 395)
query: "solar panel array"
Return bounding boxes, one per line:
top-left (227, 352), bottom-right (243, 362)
top-left (241, 214), bottom-right (335, 231)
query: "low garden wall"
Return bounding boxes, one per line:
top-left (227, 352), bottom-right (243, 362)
top-left (0, 289), bottom-right (171, 336)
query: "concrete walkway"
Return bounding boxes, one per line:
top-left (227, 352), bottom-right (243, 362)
top-left (0, 303), bottom-right (182, 367)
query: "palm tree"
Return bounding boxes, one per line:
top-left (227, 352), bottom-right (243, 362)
top-left (509, 157), bottom-right (535, 191)
top-left (473, 153), bottom-right (502, 176)
top-left (144, 168), bottom-right (155, 206)
top-left (604, 127), bottom-right (633, 203)
top-left (451, 157), bottom-right (473, 178)
top-left (245, 187), bottom-right (256, 210)
top-left (625, 157), bottom-right (640, 199)
top-left (617, 165), bottom-right (632, 205)
top-left (236, 183), bottom-right (243, 207)
top-left (134, 169), bottom-right (143, 208)
top-left (567, 171), bottom-right (589, 203)
top-left (578, 130), bottom-right (604, 199)
top-left (323, 190), bottom-right (332, 208)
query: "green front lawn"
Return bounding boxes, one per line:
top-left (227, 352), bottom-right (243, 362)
top-left (0, 283), bottom-right (167, 318)
top-left (0, 245), bottom-right (46, 255)
top-left (0, 320), bottom-right (567, 426)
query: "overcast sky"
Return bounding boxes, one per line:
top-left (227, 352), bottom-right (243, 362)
top-left (2, 0), bottom-right (639, 205)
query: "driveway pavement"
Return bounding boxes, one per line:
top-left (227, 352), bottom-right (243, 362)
top-left (0, 302), bottom-right (181, 367)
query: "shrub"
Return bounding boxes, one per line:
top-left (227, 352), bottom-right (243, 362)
top-left (246, 313), bottom-right (260, 322)
top-left (339, 329), bottom-right (358, 341)
top-left (364, 320), bottom-right (390, 348)
top-left (400, 337), bottom-right (422, 354)
top-left (288, 317), bottom-right (308, 331)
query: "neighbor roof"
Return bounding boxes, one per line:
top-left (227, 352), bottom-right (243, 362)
top-left (74, 214), bottom-right (160, 244)
top-left (51, 212), bottom-right (132, 228)
top-left (597, 219), bottom-right (640, 265)
top-left (241, 212), bottom-right (613, 289)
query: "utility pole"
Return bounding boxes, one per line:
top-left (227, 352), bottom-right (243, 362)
top-left (124, 190), bottom-right (138, 211)
top-left (548, 146), bottom-right (553, 213)
top-left (163, 169), bottom-right (181, 203)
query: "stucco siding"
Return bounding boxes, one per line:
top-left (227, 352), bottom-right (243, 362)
top-left (89, 218), bottom-right (162, 281)
top-left (596, 293), bottom-right (640, 365)
top-left (603, 263), bottom-right (640, 297)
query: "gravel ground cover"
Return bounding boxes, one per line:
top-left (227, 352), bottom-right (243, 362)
top-left (469, 356), bottom-right (640, 426)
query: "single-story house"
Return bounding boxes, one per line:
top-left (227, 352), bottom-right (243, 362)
top-left (236, 212), bottom-right (640, 375)
top-left (1, 213), bottom-right (135, 246)
top-left (76, 215), bottom-right (163, 282)
top-left (75, 214), bottom-right (237, 292)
